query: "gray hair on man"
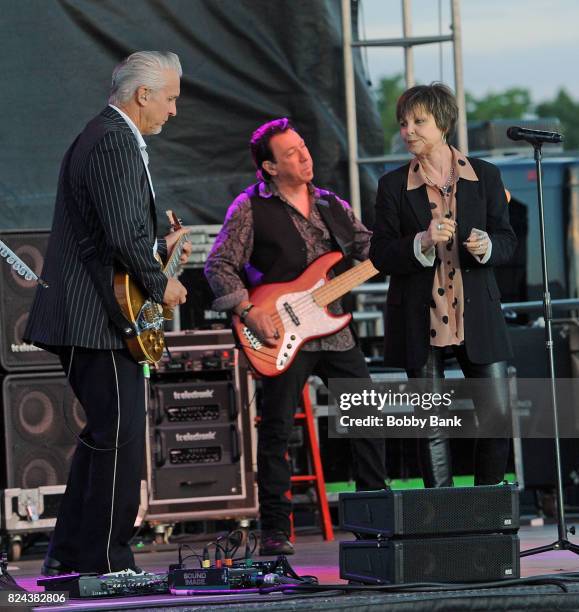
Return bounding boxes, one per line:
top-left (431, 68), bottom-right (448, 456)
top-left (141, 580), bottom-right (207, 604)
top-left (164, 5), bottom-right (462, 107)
top-left (109, 51), bottom-right (182, 105)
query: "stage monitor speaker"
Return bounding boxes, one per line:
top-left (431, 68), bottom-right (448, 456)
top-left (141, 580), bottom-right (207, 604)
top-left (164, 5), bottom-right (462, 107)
top-left (340, 534), bottom-right (520, 584)
top-left (1, 372), bottom-right (86, 489)
top-left (0, 230), bottom-right (61, 371)
top-left (339, 484), bottom-right (519, 537)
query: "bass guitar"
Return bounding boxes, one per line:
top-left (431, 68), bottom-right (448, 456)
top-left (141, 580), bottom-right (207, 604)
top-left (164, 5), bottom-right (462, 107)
top-left (114, 211), bottom-right (189, 364)
top-left (232, 252), bottom-right (378, 377)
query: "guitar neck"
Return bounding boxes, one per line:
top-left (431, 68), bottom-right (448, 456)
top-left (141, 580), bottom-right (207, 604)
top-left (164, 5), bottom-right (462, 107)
top-left (312, 259), bottom-right (378, 307)
top-left (163, 233), bottom-right (190, 279)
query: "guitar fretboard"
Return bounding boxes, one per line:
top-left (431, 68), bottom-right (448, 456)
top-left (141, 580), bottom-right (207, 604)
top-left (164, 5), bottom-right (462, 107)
top-left (163, 233), bottom-right (191, 279)
top-left (312, 259), bottom-right (378, 306)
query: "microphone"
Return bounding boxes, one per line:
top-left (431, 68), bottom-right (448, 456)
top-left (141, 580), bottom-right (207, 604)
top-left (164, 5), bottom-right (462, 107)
top-left (506, 126), bottom-right (563, 145)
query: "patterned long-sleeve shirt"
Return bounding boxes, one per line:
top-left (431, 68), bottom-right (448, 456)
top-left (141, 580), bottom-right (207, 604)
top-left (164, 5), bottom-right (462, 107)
top-left (205, 181), bottom-right (371, 351)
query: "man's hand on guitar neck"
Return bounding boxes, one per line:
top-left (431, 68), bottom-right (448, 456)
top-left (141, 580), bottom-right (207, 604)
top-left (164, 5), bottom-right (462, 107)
top-left (165, 227), bottom-right (193, 264)
top-left (235, 301), bottom-right (279, 347)
top-left (163, 278), bottom-right (187, 308)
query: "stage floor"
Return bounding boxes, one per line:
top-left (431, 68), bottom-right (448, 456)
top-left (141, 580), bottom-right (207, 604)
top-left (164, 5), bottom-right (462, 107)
top-left (8, 523), bottom-right (579, 610)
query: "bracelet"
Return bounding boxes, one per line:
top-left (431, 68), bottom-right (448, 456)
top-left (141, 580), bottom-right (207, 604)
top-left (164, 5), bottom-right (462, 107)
top-left (239, 303), bottom-right (254, 323)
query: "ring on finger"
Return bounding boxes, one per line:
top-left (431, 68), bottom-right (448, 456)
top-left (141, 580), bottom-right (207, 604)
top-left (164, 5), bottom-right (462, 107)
top-left (437, 223), bottom-right (443, 231)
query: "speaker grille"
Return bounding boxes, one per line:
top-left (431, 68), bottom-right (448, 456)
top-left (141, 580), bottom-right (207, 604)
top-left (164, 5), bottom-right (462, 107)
top-left (399, 534), bottom-right (519, 582)
top-left (339, 485), bottom-right (518, 536)
top-left (1, 373), bottom-right (86, 488)
top-left (399, 485), bottom-right (518, 535)
top-left (340, 534), bottom-right (520, 584)
top-left (0, 231), bottom-right (60, 371)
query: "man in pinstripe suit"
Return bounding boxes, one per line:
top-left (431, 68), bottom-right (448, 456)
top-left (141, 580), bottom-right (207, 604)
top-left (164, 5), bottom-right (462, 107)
top-left (25, 51), bottom-right (189, 576)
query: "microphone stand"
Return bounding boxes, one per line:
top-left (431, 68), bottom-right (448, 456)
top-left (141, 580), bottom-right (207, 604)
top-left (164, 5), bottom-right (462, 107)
top-left (519, 140), bottom-right (579, 557)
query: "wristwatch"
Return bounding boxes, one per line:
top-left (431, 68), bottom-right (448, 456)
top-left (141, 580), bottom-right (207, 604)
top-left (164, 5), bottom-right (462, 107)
top-left (239, 303), bottom-right (254, 323)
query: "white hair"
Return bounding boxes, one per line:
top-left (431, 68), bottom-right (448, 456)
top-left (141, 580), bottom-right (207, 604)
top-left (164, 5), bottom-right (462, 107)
top-left (108, 51), bottom-right (182, 105)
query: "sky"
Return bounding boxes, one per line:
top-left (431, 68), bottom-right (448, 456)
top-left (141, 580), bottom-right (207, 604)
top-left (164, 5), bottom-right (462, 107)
top-left (359, 0), bottom-right (579, 104)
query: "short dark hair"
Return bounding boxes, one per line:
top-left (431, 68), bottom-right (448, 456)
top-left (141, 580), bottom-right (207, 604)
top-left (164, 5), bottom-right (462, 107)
top-left (250, 117), bottom-right (294, 181)
top-left (396, 83), bottom-right (458, 139)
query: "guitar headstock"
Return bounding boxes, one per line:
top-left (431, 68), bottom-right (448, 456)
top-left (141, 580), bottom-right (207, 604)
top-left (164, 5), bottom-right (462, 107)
top-left (166, 209), bottom-right (183, 232)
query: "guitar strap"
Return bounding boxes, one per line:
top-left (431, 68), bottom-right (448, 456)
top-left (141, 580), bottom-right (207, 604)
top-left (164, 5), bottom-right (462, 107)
top-left (315, 194), bottom-right (355, 259)
top-left (61, 136), bottom-right (137, 339)
top-left (315, 193), bottom-right (358, 327)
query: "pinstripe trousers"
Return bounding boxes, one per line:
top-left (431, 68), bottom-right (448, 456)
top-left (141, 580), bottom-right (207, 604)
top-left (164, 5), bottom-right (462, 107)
top-left (49, 347), bottom-right (145, 574)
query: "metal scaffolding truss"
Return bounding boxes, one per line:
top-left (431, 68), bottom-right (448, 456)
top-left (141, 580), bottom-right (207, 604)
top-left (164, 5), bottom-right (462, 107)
top-left (341, 0), bottom-right (468, 217)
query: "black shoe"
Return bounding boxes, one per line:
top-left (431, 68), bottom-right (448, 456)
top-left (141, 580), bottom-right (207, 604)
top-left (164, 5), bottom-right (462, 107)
top-left (41, 557), bottom-right (76, 577)
top-left (259, 530), bottom-right (295, 556)
top-left (0, 554), bottom-right (26, 592)
top-left (0, 572), bottom-right (26, 592)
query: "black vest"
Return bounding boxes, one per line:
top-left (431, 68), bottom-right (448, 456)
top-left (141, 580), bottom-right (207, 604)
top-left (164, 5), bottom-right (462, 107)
top-left (245, 184), bottom-right (355, 286)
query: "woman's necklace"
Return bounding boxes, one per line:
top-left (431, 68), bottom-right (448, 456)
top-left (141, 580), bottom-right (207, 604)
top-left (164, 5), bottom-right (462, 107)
top-left (424, 165), bottom-right (455, 197)
top-left (422, 163), bottom-right (455, 221)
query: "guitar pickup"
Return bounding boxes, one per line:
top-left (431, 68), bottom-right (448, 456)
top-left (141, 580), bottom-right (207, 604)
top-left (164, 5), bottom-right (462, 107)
top-left (283, 302), bottom-right (300, 326)
top-left (135, 300), bottom-right (164, 333)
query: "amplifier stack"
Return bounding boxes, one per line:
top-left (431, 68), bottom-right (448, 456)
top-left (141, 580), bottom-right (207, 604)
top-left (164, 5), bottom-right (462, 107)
top-left (0, 233), bottom-right (257, 553)
top-left (0, 231), bottom-right (83, 556)
top-left (146, 330), bottom-right (258, 520)
top-left (339, 484), bottom-right (520, 584)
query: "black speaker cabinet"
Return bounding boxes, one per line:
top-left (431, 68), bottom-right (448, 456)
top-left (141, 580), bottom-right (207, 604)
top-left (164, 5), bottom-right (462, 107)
top-left (179, 268), bottom-right (229, 329)
top-left (0, 230), bottom-right (60, 371)
top-left (508, 325), bottom-right (579, 489)
top-left (340, 534), bottom-right (520, 584)
top-left (1, 372), bottom-right (86, 488)
top-left (339, 484), bottom-right (519, 536)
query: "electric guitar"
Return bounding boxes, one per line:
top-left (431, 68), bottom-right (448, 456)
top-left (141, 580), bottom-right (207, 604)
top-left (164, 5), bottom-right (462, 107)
top-left (113, 211), bottom-right (189, 364)
top-left (232, 252), bottom-right (378, 377)
top-left (0, 239), bottom-right (49, 287)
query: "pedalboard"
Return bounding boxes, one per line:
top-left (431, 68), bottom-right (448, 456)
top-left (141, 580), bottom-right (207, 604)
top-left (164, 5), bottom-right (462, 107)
top-left (37, 557), bottom-right (311, 598)
top-left (38, 572), bottom-right (169, 598)
top-left (168, 560), bottom-right (285, 593)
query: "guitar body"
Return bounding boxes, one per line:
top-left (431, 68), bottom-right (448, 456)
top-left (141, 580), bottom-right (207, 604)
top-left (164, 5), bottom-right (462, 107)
top-left (113, 210), bottom-right (191, 365)
top-left (232, 251), bottom-right (352, 377)
top-left (113, 270), bottom-right (166, 364)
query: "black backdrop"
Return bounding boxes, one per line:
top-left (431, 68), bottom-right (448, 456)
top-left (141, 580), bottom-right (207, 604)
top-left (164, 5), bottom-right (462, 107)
top-left (0, 0), bottom-right (383, 231)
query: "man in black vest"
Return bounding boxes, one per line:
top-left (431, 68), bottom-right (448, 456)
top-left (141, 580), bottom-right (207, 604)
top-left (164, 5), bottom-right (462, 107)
top-left (205, 118), bottom-right (386, 555)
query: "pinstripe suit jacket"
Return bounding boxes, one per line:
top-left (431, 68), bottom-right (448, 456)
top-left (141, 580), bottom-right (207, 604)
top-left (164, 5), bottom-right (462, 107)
top-left (25, 106), bottom-right (168, 352)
